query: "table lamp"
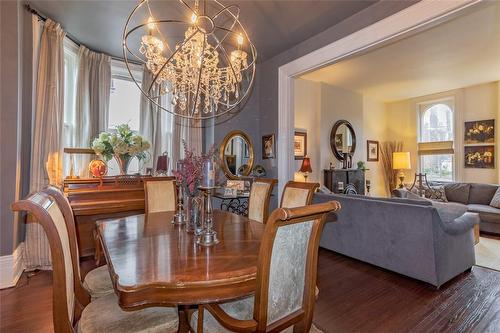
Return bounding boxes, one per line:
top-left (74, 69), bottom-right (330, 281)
top-left (392, 152), bottom-right (411, 188)
top-left (299, 156), bottom-right (312, 182)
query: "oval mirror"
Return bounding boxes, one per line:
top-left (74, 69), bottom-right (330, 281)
top-left (330, 120), bottom-right (356, 161)
top-left (219, 130), bottom-right (254, 179)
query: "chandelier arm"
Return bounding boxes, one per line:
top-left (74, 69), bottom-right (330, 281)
top-left (124, 20), bottom-right (189, 65)
top-left (147, 29), bottom-right (199, 95)
top-left (178, 0), bottom-right (197, 15)
top-left (212, 4), bottom-right (239, 20)
top-left (146, 1), bottom-right (172, 54)
top-left (191, 36), bottom-right (207, 117)
top-left (211, 6), bottom-right (240, 51)
top-left (210, 33), bottom-right (238, 87)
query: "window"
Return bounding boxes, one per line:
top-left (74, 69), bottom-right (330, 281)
top-left (107, 61), bottom-right (143, 175)
top-left (418, 99), bottom-right (455, 182)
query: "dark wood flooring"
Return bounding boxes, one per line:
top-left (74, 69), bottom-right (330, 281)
top-left (2, 248), bottom-right (500, 333)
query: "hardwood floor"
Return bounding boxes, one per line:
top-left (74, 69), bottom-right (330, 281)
top-left (1, 249), bottom-right (500, 333)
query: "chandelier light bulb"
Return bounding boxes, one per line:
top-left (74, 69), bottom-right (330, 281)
top-left (191, 13), bottom-right (198, 24)
top-left (237, 34), bottom-right (244, 46)
top-left (147, 16), bottom-right (155, 31)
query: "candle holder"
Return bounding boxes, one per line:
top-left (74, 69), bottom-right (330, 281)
top-left (172, 180), bottom-right (185, 225)
top-left (197, 186), bottom-right (219, 246)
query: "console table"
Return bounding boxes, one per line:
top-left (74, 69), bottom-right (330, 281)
top-left (324, 169), bottom-right (365, 195)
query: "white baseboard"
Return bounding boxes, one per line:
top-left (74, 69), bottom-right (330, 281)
top-left (0, 243), bottom-right (25, 289)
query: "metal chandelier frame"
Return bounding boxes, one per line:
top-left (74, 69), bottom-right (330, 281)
top-left (122, 0), bottom-right (257, 120)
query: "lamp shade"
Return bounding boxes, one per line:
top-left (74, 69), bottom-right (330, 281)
top-left (393, 152), bottom-right (411, 170)
top-left (299, 156), bottom-right (312, 173)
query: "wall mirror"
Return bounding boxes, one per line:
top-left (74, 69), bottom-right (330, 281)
top-left (219, 130), bottom-right (254, 179)
top-left (330, 120), bottom-right (356, 161)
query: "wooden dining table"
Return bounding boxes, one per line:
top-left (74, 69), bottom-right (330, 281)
top-left (97, 210), bottom-right (264, 315)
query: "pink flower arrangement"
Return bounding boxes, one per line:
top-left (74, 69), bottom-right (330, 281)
top-left (173, 141), bottom-right (218, 196)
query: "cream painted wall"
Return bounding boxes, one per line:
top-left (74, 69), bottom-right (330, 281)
top-left (320, 84), bottom-right (364, 171)
top-left (294, 79), bottom-right (322, 183)
top-left (294, 80), bottom-right (366, 189)
top-left (363, 97), bottom-right (388, 197)
top-left (385, 81), bottom-right (499, 185)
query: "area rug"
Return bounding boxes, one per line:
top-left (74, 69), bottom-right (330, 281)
top-left (475, 237), bottom-right (500, 271)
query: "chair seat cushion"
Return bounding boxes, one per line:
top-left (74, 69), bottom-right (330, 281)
top-left (83, 265), bottom-right (114, 299)
top-left (78, 293), bottom-right (178, 333)
top-left (190, 296), bottom-right (323, 333)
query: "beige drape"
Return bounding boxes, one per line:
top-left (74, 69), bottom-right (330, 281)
top-left (75, 46), bottom-right (111, 176)
top-left (140, 69), bottom-right (163, 172)
top-left (26, 18), bottom-right (65, 270)
top-left (172, 115), bottom-right (202, 167)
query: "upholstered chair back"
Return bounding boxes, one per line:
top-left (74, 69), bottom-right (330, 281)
top-left (280, 181), bottom-right (319, 208)
top-left (248, 179), bottom-right (277, 223)
top-left (143, 177), bottom-right (177, 213)
top-left (253, 201), bottom-right (340, 332)
top-left (43, 187), bottom-right (86, 285)
top-left (12, 191), bottom-right (82, 332)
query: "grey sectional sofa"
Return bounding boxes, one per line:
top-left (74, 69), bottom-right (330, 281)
top-left (394, 182), bottom-right (500, 235)
top-left (313, 192), bottom-right (479, 287)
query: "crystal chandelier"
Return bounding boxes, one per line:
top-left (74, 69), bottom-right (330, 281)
top-left (123, 0), bottom-right (256, 120)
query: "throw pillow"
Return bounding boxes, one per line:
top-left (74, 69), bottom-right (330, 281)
top-left (490, 187), bottom-right (500, 208)
top-left (443, 183), bottom-right (470, 204)
top-left (425, 185), bottom-right (448, 202)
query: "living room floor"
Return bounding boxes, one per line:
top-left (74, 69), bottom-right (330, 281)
top-left (1, 248), bottom-right (500, 333)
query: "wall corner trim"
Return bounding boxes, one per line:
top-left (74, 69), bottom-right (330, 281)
top-left (0, 243), bottom-right (25, 289)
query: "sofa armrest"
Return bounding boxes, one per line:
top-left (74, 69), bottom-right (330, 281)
top-left (438, 212), bottom-right (480, 235)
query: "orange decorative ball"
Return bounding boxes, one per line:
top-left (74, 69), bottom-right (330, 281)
top-left (88, 159), bottom-right (107, 178)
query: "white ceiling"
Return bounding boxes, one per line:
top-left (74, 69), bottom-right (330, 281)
top-left (300, 1), bottom-right (500, 103)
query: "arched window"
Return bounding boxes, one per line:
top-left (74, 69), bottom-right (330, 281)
top-left (418, 99), bottom-right (454, 181)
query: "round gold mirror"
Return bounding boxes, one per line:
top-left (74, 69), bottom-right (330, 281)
top-left (219, 130), bottom-right (254, 179)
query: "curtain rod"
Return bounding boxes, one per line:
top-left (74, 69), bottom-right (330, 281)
top-left (24, 3), bottom-right (142, 66)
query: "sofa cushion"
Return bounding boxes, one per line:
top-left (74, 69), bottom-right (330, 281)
top-left (467, 204), bottom-right (500, 224)
top-left (489, 187), bottom-right (500, 208)
top-left (443, 183), bottom-right (470, 204)
top-left (468, 183), bottom-right (498, 205)
top-left (425, 185), bottom-right (448, 202)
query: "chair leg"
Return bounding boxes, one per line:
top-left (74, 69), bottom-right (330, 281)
top-left (197, 305), bottom-right (204, 333)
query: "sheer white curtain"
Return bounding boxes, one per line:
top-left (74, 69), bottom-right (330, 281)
top-left (26, 18), bottom-right (65, 270)
top-left (74, 46), bottom-right (111, 176)
top-left (172, 116), bottom-right (203, 167)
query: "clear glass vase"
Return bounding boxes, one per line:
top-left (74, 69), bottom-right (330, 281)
top-left (185, 194), bottom-right (203, 235)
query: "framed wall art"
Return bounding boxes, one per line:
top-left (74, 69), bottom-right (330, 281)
top-left (464, 145), bottom-right (495, 169)
top-left (464, 119), bottom-right (494, 144)
top-left (294, 131), bottom-right (307, 160)
top-left (262, 134), bottom-right (275, 159)
top-left (367, 140), bottom-right (379, 162)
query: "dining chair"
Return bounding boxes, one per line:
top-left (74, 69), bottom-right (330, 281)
top-left (280, 181), bottom-right (319, 209)
top-left (248, 178), bottom-right (277, 223)
top-left (44, 186), bottom-right (113, 300)
top-left (12, 190), bottom-right (179, 333)
top-left (280, 181), bottom-right (321, 301)
top-left (143, 176), bottom-right (177, 213)
top-left (190, 200), bottom-right (341, 333)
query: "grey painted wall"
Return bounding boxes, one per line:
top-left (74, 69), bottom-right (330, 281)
top-left (1, 1), bottom-right (33, 256)
top-left (258, 1), bottom-right (417, 182)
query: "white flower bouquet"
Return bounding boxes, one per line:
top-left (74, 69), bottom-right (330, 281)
top-left (92, 124), bottom-right (150, 174)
